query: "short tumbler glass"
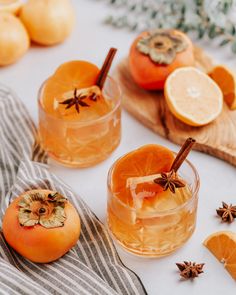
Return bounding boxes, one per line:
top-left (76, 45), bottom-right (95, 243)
top-left (38, 77), bottom-right (121, 168)
top-left (107, 155), bottom-right (200, 257)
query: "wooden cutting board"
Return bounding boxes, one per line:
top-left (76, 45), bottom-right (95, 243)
top-left (113, 47), bottom-right (236, 166)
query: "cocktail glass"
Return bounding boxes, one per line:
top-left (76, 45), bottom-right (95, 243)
top-left (107, 151), bottom-right (200, 257)
top-left (38, 76), bottom-right (121, 168)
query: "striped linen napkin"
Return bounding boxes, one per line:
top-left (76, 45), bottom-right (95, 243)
top-left (0, 84), bottom-right (147, 295)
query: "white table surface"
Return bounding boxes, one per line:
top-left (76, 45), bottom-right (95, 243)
top-left (1, 0), bottom-right (236, 294)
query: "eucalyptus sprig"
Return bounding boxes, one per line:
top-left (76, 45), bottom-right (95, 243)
top-left (94, 0), bottom-right (236, 53)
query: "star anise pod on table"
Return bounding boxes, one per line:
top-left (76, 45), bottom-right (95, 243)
top-left (216, 202), bottom-right (236, 223)
top-left (154, 170), bottom-right (185, 193)
top-left (60, 88), bottom-right (90, 114)
top-left (176, 261), bottom-right (205, 280)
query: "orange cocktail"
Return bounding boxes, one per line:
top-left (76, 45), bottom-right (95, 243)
top-left (107, 141), bottom-right (199, 257)
top-left (38, 50), bottom-right (121, 167)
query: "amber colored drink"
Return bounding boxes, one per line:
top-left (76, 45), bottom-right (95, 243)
top-left (107, 146), bottom-right (199, 257)
top-left (38, 76), bottom-right (121, 167)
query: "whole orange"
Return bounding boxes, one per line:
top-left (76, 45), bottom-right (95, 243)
top-left (0, 12), bottom-right (29, 66)
top-left (2, 189), bottom-right (81, 263)
top-left (20, 0), bottom-right (75, 46)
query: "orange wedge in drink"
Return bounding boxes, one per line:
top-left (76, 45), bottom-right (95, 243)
top-left (209, 65), bottom-right (236, 110)
top-left (42, 61), bottom-right (111, 121)
top-left (204, 231), bottom-right (236, 280)
top-left (164, 67), bottom-right (223, 126)
top-left (111, 144), bottom-right (175, 206)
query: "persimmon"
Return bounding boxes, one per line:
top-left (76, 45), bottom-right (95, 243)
top-left (129, 29), bottom-right (195, 90)
top-left (20, 0), bottom-right (75, 46)
top-left (2, 189), bottom-right (81, 263)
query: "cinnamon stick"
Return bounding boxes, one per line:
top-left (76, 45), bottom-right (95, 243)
top-left (96, 47), bottom-right (117, 89)
top-left (171, 138), bottom-right (196, 172)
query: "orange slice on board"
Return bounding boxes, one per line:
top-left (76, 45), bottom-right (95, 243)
top-left (111, 144), bottom-right (175, 206)
top-left (42, 61), bottom-right (111, 121)
top-left (164, 67), bottom-right (223, 126)
top-left (204, 231), bottom-right (236, 280)
top-left (0, 0), bottom-right (22, 14)
top-left (209, 65), bottom-right (236, 110)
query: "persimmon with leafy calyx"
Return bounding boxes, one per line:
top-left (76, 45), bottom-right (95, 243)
top-left (0, 12), bottom-right (29, 66)
top-left (2, 189), bottom-right (81, 263)
top-left (20, 0), bottom-right (75, 46)
top-left (129, 29), bottom-right (195, 90)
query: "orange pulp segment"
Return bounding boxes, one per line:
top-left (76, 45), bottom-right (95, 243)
top-left (41, 60), bottom-right (112, 121)
top-left (164, 67), bottom-right (223, 126)
top-left (209, 65), bottom-right (236, 110)
top-left (111, 144), bottom-right (175, 206)
top-left (204, 231), bottom-right (236, 280)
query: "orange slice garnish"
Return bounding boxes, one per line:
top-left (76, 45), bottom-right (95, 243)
top-left (111, 144), bottom-right (175, 206)
top-left (204, 231), bottom-right (236, 280)
top-left (209, 65), bottom-right (236, 110)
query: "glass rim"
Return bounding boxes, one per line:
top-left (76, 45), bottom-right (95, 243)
top-left (107, 150), bottom-right (200, 215)
top-left (38, 75), bottom-right (122, 126)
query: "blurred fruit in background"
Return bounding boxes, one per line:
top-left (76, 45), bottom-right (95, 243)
top-left (0, 0), bottom-right (75, 66)
top-left (0, 0), bottom-right (23, 15)
top-left (0, 12), bottom-right (29, 66)
top-left (20, 0), bottom-right (75, 46)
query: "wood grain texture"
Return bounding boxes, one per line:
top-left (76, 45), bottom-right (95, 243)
top-left (113, 47), bottom-right (236, 166)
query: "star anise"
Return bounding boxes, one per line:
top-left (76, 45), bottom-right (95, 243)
top-left (216, 202), bottom-right (236, 223)
top-left (60, 88), bottom-right (90, 114)
top-left (154, 170), bottom-right (185, 193)
top-left (176, 261), bottom-right (205, 280)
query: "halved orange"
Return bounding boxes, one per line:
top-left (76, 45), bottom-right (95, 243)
top-left (209, 65), bottom-right (236, 110)
top-left (0, 0), bottom-right (22, 14)
top-left (111, 144), bottom-right (175, 205)
top-left (164, 67), bottom-right (223, 126)
top-left (204, 231), bottom-right (236, 280)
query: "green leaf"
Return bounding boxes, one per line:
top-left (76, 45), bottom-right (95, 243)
top-left (231, 40), bottom-right (236, 53)
top-left (181, 25), bottom-right (189, 33)
top-left (223, 2), bottom-right (229, 13)
top-left (130, 23), bottom-right (137, 31)
top-left (222, 1), bottom-right (233, 13)
top-left (220, 39), bottom-right (230, 46)
top-left (231, 25), bottom-right (236, 35)
top-left (104, 15), bottom-right (113, 24)
top-left (208, 25), bottom-right (217, 39)
top-left (129, 4), bottom-right (136, 11)
top-left (151, 10), bottom-right (157, 19)
top-left (198, 27), bottom-right (205, 39)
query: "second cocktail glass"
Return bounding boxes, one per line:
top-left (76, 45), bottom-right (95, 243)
top-left (107, 142), bottom-right (200, 257)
